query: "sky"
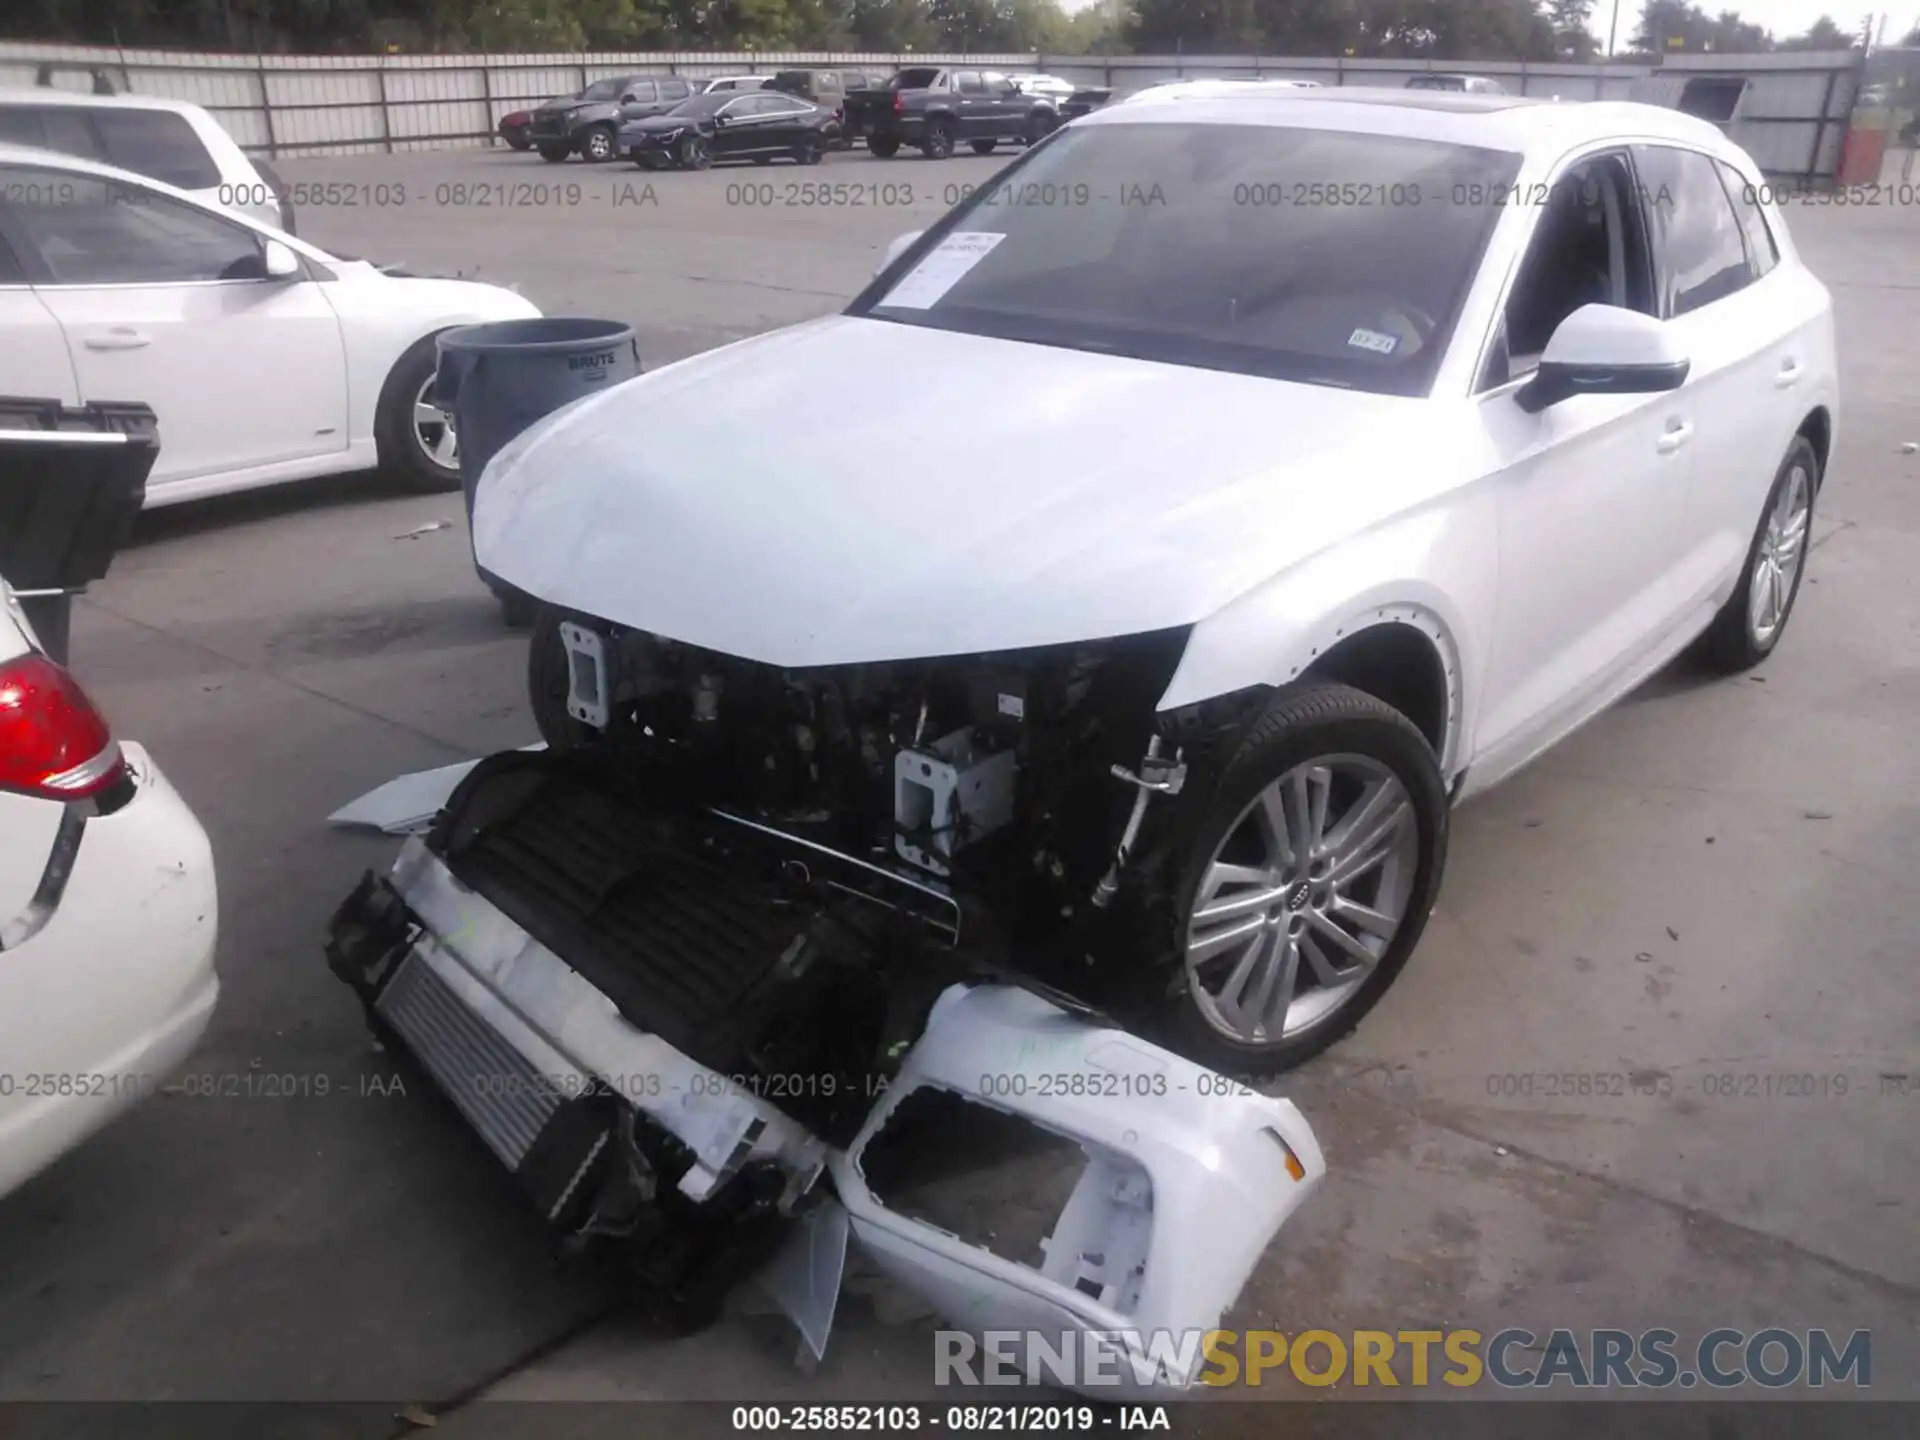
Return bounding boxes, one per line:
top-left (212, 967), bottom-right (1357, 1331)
top-left (1051, 0), bottom-right (1906, 46)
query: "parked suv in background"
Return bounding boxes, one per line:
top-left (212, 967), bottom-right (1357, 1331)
top-left (0, 86), bottom-right (293, 232)
top-left (766, 68), bottom-right (891, 145)
top-left (527, 74), bottom-right (691, 162)
top-left (843, 68), bottom-right (1060, 158)
top-left (1405, 74), bottom-right (1508, 94)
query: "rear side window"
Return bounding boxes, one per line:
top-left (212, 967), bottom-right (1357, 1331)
top-left (0, 105), bottom-right (107, 162)
top-left (92, 109), bottom-right (222, 189)
top-left (3, 170), bottom-right (263, 285)
top-left (1716, 159), bottom-right (1778, 279)
top-left (1633, 144), bottom-right (1752, 316)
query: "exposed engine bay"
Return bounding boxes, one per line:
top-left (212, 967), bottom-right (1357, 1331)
top-left (322, 615), bottom-right (1322, 1383)
top-left (530, 616), bottom-right (1225, 1029)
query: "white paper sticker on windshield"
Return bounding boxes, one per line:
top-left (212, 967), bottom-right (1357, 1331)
top-left (879, 232), bottom-right (1006, 310)
top-left (1348, 327), bottom-right (1400, 356)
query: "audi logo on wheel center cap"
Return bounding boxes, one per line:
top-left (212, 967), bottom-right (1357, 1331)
top-left (1287, 881), bottom-right (1312, 910)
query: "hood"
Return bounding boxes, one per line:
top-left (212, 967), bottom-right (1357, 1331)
top-left (472, 316), bottom-right (1466, 669)
top-left (629, 112), bottom-right (696, 129)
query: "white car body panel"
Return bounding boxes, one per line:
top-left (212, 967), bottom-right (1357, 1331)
top-left (0, 86), bottom-right (284, 229)
top-left (0, 142), bottom-right (540, 508)
top-left (832, 984), bottom-right (1325, 1397)
top-left (0, 578), bottom-right (219, 1198)
top-left (478, 92), bottom-right (1836, 796)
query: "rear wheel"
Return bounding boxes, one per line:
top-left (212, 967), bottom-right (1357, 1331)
top-left (1155, 681), bottom-right (1448, 1075)
top-left (1025, 110), bottom-right (1059, 144)
top-left (537, 142), bottom-right (571, 163)
top-left (867, 134), bottom-right (900, 158)
top-left (969, 138), bottom-right (997, 155)
top-left (1692, 434), bottom-right (1818, 672)
top-left (375, 334), bottom-right (462, 494)
top-left (921, 119), bottom-right (955, 160)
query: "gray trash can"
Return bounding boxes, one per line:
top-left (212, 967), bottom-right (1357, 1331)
top-left (434, 318), bottom-right (640, 622)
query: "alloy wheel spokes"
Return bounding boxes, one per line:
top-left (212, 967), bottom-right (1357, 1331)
top-left (1186, 755), bottom-right (1419, 1043)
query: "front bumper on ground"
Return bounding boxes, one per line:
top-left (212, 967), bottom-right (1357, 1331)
top-left (0, 743), bottom-right (219, 1199)
top-left (325, 815), bottom-right (1325, 1395)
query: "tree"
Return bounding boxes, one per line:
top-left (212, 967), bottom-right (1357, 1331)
top-left (1545, 0), bottom-right (1598, 57)
top-left (1777, 14), bottom-right (1851, 49)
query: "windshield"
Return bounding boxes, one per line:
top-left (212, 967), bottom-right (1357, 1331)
top-left (848, 122), bottom-right (1521, 396)
top-left (892, 68), bottom-right (942, 89)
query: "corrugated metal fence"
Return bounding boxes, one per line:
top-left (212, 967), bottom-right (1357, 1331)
top-left (0, 39), bottom-right (1863, 181)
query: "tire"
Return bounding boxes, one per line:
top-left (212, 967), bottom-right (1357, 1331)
top-left (537, 143), bottom-right (571, 163)
top-left (678, 134), bottom-right (711, 171)
top-left (505, 134), bottom-right (532, 152)
top-left (374, 334), bottom-right (462, 494)
top-left (920, 119), bottom-right (955, 160)
top-left (867, 134), bottom-right (900, 158)
top-left (527, 606), bottom-right (598, 752)
top-left (970, 139), bottom-right (997, 155)
top-left (1692, 434), bottom-right (1818, 673)
top-left (1153, 681), bottom-right (1449, 1076)
top-left (1025, 110), bottom-right (1059, 145)
top-left (794, 133), bottom-right (825, 165)
top-left (580, 124), bottom-right (619, 163)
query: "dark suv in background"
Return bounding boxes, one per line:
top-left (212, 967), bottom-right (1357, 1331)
top-left (528, 73), bottom-right (692, 161)
top-left (765, 68), bottom-right (891, 145)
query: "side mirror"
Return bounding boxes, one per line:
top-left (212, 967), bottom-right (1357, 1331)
top-left (878, 230), bottom-right (924, 276)
top-left (263, 238), bottom-right (300, 278)
top-left (1516, 304), bottom-right (1690, 414)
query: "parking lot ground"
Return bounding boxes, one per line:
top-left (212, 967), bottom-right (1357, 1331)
top-left (0, 147), bottom-right (1914, 1423)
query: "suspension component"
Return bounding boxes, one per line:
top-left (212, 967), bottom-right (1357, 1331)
top-left (1091, 736), bottom-right (1187, 910)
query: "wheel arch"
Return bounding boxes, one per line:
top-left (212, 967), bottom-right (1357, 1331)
top-left (1796, 405), bottom-right (1832, 490)
top-left (1161, 582), bottom-right (1475, 780)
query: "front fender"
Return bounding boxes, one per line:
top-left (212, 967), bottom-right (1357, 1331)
top-left (1157, 489), bottom-right (1498, 778)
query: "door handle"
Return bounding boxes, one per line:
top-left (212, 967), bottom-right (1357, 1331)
top-left (1774, 359), bottom-right (1803, 389)
top-left (83, 328), bottom-right (150, 351)
top-left (1656, 418), bottom-right (1694, 454)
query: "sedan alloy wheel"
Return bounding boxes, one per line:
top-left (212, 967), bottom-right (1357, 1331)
top-left (413, 374), bottom-right (458, 471)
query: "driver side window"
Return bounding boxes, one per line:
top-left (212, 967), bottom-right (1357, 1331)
top-left (0, 167), bottom-right (265, 286)
top-left (1481, 152), bottom-right (1656, 390)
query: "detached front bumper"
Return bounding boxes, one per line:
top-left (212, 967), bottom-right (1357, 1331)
top-left (326, 814), bottom-right (1325, 1394)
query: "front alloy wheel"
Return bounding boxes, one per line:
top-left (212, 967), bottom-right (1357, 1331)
top-left (413, 374), bottom-right (457, 472)
top-left (1163, 680), bottom-right (1447, 1074)
top-left (679, 134), bottom-right (711, 170)
top-left (1186, 756), bottom-right (1419, 1045)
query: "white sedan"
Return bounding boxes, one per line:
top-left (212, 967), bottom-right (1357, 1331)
top-left (0, 578), bottom-right (217, 1201)
top-left (0, 142), bottom-right (540, 508)
top-left (475, 85), bottom-right (1836, 1073)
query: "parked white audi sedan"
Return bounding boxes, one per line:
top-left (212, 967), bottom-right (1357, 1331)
top-left (0, 142), bottom-right (540, 507)
top-left (0, 577), bottom-right (217, 1201)
top-left (474, 87), bottom-right (1836, 1074)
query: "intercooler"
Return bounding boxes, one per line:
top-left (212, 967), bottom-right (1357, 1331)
top-left (375, 951), bottom-right (571, 1169)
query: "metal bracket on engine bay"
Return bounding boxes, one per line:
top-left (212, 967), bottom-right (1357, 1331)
top-left (558, 621), bottom-right (610, 728)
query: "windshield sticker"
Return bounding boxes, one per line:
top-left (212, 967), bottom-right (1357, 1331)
top-left (879, 232), bottom-right (1006, 309)
top-left (1347, 327), bottom-right (1400, 356)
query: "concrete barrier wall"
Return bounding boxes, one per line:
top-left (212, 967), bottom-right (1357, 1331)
top-left (0, 39), bottom-right (1861, 179)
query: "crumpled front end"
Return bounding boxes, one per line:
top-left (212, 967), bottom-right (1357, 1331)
top-left (324, 749), bottom-right (1325, 1389)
